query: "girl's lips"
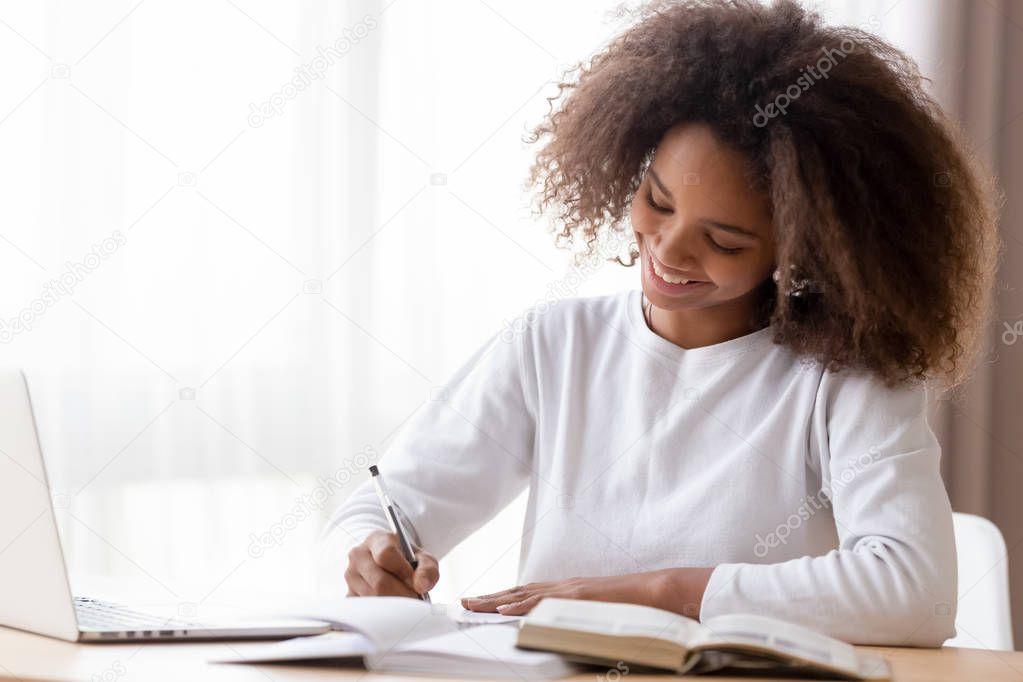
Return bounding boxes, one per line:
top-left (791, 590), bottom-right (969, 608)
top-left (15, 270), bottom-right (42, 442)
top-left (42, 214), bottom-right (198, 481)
top-left (648, 251), bottom-right (703, 282)
top-left (646, 254), bottom-right (710, 295)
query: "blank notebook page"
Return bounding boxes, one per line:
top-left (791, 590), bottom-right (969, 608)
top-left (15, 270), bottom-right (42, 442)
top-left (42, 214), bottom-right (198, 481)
top-left (372, 623), bottom-right (580, 679)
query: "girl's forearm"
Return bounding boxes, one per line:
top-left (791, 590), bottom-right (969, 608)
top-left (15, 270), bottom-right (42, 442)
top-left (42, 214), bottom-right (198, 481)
top-left (593, 567), bottom-right (715, 618)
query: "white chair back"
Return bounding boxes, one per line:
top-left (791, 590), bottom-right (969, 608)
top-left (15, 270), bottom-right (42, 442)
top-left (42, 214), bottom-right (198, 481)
top-left (946, 512), bottom-right (1014, 650)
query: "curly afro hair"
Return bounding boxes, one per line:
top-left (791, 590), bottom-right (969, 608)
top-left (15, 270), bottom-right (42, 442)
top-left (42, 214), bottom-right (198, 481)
top-left (524, 0), bottom-right (1002, 391)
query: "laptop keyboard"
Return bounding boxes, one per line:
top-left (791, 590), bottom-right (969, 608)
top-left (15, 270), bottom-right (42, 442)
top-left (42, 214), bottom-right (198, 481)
top-left (74, 597), bottom-right (198, 632)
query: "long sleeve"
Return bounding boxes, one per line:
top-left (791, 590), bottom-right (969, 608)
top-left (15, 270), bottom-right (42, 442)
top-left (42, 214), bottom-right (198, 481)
top-left (317, 320), bottom-right (537, 593)
top-left (698, 370), bottom-right (958, 647)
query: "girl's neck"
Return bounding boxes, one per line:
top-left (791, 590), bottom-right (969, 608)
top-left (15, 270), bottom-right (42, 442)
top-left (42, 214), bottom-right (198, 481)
top-left (646, 295), bottom-right (762, 349)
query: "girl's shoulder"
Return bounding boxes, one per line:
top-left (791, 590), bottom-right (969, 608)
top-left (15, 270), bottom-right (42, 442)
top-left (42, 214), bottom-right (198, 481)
top-left (815, 362), bottom-right (933, 431)
top-left (506, 290), bottom-right (633, 343)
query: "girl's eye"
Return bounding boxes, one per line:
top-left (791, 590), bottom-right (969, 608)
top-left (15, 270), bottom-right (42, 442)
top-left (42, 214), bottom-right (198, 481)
top-left (707, 237), bottom-right (743, 255)
top-left (645, 191), bottom-right (670, 213)
top-left (646, 190), bottom-right (744, 255)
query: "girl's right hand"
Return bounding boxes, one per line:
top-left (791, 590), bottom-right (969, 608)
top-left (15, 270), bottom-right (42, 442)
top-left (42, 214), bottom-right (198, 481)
top-left (345, 529), bottom-right (439, 598)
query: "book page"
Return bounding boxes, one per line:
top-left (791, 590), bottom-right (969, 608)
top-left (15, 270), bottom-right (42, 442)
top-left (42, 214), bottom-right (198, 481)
top-left (525, 598), bottom-right (705, 646)
top-left (697, 613), bottom-right (861, 676)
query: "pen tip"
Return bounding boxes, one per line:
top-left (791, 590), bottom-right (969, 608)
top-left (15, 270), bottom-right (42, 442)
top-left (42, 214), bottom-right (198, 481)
top-left (368, 465), bottom-right (379, 476)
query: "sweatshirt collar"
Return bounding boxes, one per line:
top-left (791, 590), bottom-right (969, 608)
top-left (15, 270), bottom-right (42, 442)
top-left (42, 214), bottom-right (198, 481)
top-left (628, 289), bottom-right (776, 364)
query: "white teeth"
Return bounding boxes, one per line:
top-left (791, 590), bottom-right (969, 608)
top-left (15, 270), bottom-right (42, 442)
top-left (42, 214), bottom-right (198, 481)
top-left (651, 258), bottom-right (691, 284)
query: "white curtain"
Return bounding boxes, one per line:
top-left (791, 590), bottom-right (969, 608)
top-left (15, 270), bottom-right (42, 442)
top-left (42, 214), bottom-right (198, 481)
top-left (0, 0), bottom-right (635, 606)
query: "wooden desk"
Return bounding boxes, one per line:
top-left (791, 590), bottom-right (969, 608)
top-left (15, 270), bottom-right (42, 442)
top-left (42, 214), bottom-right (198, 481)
top-left (0, 625), bottom-right (1021, 681)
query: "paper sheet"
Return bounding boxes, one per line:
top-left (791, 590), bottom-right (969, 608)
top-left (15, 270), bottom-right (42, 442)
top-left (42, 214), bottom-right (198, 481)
top-left (452, 607), bottom-right (524, 626)
top-left (212, 631), bottom-right (374, 663)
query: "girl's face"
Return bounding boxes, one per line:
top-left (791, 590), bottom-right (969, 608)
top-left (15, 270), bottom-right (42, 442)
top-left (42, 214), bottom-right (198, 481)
top-left (630, 122), bottom-right (776, 319)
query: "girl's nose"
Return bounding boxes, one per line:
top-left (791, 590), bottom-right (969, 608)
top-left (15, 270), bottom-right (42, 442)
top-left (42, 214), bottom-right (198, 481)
top-left (654, 220), bottom-right (702, 265)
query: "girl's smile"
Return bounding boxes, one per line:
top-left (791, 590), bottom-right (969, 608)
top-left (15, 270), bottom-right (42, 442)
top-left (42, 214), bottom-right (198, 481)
top-left (645, 248), bottom-right (711, 296)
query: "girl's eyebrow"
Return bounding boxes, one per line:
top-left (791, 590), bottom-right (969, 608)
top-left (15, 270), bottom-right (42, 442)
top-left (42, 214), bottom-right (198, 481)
top-left (700, 219), bottom-right (760, 240)
top-left (648, 168), bottom-right (760, 240)
top-left (648, 168), bottom-right (675, 199)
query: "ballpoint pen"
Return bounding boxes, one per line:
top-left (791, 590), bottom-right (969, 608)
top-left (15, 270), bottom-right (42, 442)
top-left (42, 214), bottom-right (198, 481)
top-left (368, 465), bottom-right (431, 603)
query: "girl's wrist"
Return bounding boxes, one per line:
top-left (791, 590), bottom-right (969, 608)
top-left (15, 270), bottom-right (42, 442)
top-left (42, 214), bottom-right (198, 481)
top-left (651, 566), bottom-right (715, 620)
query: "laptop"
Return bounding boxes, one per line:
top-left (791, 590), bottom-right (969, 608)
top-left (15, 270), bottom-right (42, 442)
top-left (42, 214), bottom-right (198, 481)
top-left (0, 369), bottom-right (331, 642)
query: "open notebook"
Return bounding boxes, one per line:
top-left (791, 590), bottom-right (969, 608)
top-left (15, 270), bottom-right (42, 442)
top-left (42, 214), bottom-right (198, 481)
top-left (516, 598), bottom-right (891, 680)
top-left (212, 597), bottom-right (579, 680)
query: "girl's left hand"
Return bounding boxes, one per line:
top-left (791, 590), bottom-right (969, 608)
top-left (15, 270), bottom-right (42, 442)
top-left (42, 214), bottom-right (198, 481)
top-left (460, 567), bottom-right (715, 617)
top-left (460, 573), bottom-right (659, 616)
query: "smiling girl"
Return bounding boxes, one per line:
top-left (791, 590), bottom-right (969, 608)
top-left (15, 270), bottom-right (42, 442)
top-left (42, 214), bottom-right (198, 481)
top-left (322, 0), bottom-right (1000, 646)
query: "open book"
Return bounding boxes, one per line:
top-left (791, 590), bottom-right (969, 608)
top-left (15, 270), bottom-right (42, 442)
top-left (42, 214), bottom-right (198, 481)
top-left (212, 596), bottom-right (579, 680)
top-left (516, 598), bottom-right (891, 680)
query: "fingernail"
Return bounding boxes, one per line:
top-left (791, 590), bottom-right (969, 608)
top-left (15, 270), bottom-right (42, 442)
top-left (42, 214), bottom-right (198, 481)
top-left (496, 603), bottom-right (511, 612)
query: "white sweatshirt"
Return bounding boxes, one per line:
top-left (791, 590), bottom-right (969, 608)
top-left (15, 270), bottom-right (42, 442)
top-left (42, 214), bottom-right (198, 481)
top-left (320, 288), bottom-right (957, 646)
